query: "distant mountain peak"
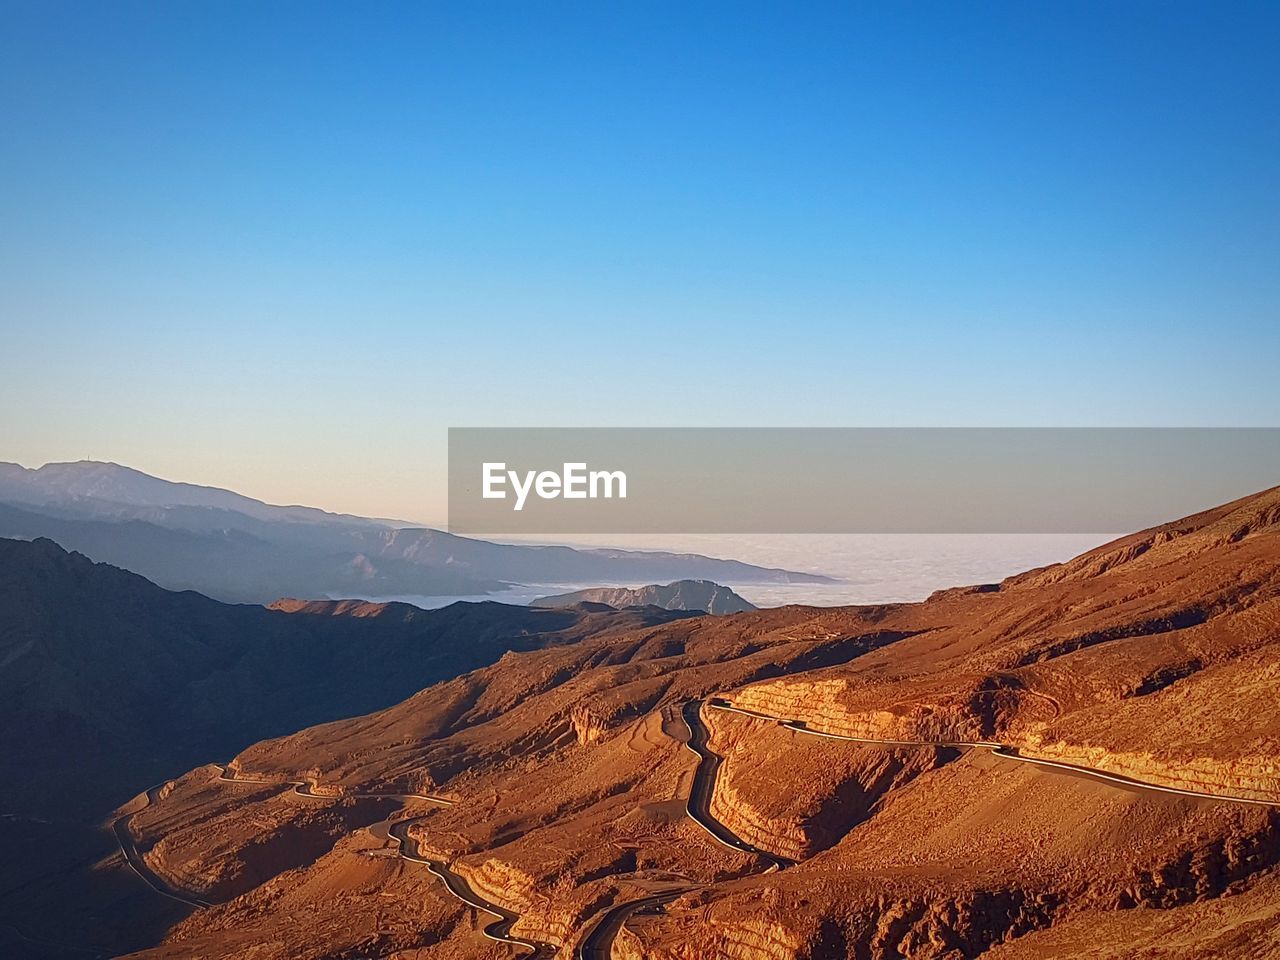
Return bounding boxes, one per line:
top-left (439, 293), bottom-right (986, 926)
top-left (0, 459), bottom-right (400, 527)
top-left (531, 579), bottom-right (757, 614)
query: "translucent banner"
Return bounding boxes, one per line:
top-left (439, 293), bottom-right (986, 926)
top-left (447, 428), bottom-right (1280, 534)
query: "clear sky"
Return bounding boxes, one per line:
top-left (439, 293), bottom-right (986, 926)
top-left (2, 2), bottom-right (1277, 522)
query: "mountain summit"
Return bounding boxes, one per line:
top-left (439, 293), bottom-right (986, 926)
top-left (532, 579), bottom-right (758, 614)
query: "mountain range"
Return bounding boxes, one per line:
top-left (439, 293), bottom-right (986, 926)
top-left (0, 461), bottom-right (830, 603)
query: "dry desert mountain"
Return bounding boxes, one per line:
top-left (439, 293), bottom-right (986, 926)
top-left (51, 484), bottom-right (1280, 960)
top-left (531, 579), bottom-right (758, 614)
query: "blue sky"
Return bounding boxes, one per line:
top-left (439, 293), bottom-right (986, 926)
top-left (2, 2), bottom-right (1277, 521)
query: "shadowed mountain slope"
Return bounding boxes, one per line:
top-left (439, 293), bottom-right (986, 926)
top-left (0, 537), bottom-right (694, 959)
top-left (0, 537), bottom-right (694, 812)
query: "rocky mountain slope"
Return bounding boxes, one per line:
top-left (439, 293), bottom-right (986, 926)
top-left (0, 538), bottom-right (693, 959)
top-left (531, 579), bottom-right (758, 614)
top-left (111, 486), bottom-right (1280, 959)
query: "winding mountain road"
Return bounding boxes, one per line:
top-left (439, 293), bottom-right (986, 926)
top-left (110, 782), bottom-right (214, 909)
top-left (220, 766), bottom-right (552, 956)
top-left (681, 699), bottom-right (794, 869)
top-left (569, 699), bottom-right (796, 958)
top-left (575, 889), bottom-right (688, 960)
top-left (387, 819), bottom-right (553, 958)
top-left (120, 688), bottom-right (1270, 960)
top-left (113, 767), bottom-right (552, 958)
top-left (707, 698), bottom-right (1280, 807)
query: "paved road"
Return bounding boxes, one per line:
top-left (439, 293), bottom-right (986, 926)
top-left (707, 698), bottom-right (1280, 807)
top-left (111, 693), bottom-right (1280, 960)
top-left (109, 782), bottom-right (214, 909)
top-left (575, 889), bottom-right (688, 959)
top-left (387, 819), bottom-right (553, 959)
top-left (222, 764), bottom-right (545, 952)
top-left (574, 700), bottom-right (795, 959)
top-left (681, 699), bottom-right (793, 869)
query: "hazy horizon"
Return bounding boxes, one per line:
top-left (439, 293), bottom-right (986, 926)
top-left (4, 455), bottom-right (1119, 606)
top-left (367, 532), bottom-right (1116, 609)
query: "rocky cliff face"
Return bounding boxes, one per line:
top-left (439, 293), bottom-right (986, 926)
top-left (702, 706), bottom-right (953, 861)
top-left (730, 676), bottom-right (999, 743)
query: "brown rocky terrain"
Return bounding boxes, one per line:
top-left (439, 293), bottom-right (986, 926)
top-left (0, 483), bottom-right (1259, 957)
top-left (102, 486), bottom-right (1280, 959)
